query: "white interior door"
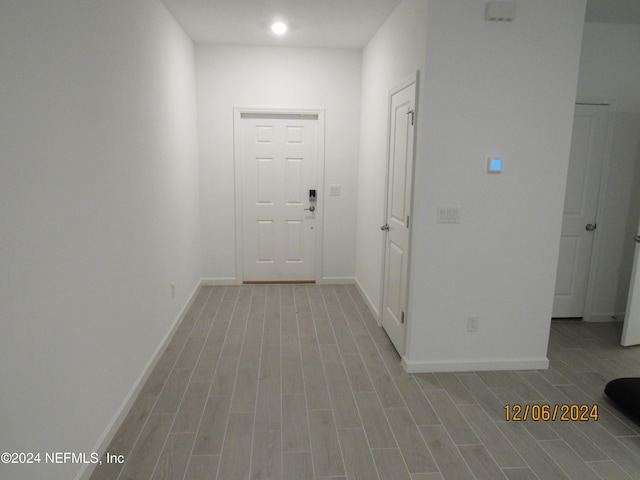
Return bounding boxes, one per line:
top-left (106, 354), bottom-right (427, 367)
top-left (622, 228), bottom-right (640, 346)
top-left (553, 104), bottom-right (609, 318)
top-left (240, 113), bottom-right (319, 282)
top-left (381, 77), bottom-right (417, 356)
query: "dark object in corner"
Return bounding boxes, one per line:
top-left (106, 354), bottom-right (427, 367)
top-left (605, 378), bottom-right (640, 418)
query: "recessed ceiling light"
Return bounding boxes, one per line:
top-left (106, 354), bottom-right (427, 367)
top-left (271, 22), bottom-right (287, 35)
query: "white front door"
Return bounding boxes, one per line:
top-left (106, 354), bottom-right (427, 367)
top-left (381, 77), bottom-right (417, 356)
top-left (553, 104), bottom-right (609, 318)
top-left (239, 113), bottom-right (320, 282)
top-left (622, 227), bottom-right (640, 346)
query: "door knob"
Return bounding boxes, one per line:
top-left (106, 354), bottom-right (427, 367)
top-left (635, 235), bottom-right (640, 244)
top-left (381, 224), bottom-right (390, 231)
top-left (586, 223), bottom-right (597, 232)
top-left (304, 205), bottom-right (316, 212)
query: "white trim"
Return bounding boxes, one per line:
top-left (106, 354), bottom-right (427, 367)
top-left (233, 108), bottom-right (245, 283)
top-left (355, 276), bottom-right (380, 322)
top-left (77, 280), bottom-right (204, 480)
top-left (233, 107), bottom-right (326, 284)
top-left (319, 276), bottom-right (355, 285)
top-left (583, 312), bottom-right (624, 323)
top-left (575, 96), bottom-right (612, 106)
top-left (401, 356), bottom-right (549, 373)
top-left (403, 71), bottom-right (420, 359)
top-left (201, 277), bottom-right (240, 286)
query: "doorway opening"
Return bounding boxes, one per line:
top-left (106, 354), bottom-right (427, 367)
top-left (380, 73), bottom-right (418, 357)
top-left (234, 109), bottom-right (325, 284)
top-left (553, 103), bottom-right (610, 319)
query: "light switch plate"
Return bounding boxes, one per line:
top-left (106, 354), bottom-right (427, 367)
top-left (437, 206), bottom-right (461, 224)
top-left (485, 1), bottom-right (516, 21)
top-left (329, 184), bottom-right (341, 196)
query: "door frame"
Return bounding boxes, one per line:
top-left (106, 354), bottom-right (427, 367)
top-left (233, 107), bottom-right (326, 284)
top-left (622, 223), bottom-right (640, 345)
top-left (378, 72), bottom-right (419, 355)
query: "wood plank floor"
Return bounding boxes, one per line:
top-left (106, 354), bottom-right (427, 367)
top-left (89, 284), bottom-right (640, 480)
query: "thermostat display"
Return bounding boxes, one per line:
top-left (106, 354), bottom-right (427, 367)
top-left (486, 157), bottom-right (503, 174)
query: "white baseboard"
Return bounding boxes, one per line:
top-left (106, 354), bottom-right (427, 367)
top-left (202, 276), bottom-right (358, 286)
top-left (201, 277), bottom-right (239, 286)
top-left (401, 356), bottom-right (549, 373)
top-left (320, 276), bottom-right (355, 285)
top-left (354, 277), bottom-right (380, 320)
top-left (77, 280), bottom-right (203, 480)
top-left (584, 313), bottom-right (624, 323)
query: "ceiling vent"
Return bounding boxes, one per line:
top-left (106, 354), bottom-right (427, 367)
top-left (485, 1), bottom-right (516, 21)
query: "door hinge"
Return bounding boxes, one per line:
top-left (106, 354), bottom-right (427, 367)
top-left (401, 311), bottom-right (405, 324)
top-left (406, 215), bottom-right (410, 228)
top-left (407, 109), bottom-right (415, 126)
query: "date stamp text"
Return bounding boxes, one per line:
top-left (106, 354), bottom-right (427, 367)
top-left (504, 404), bottom-right (599, 422)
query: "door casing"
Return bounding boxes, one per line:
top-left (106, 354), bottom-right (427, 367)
top-left (622, 223), bottom-right (640, 346)
top-left (233, 107), bottom-right (325, 284)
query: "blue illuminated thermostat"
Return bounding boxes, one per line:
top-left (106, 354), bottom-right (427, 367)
top-left (486, 156), bottom-right (503, 174)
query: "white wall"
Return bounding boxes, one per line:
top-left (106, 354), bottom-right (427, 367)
top-left (402, 0), bottom-right (587, 371)
top-left (356, 0), bottom-right (428, 314)
top-left (576, 23), bottom-right (640, 321)
top-left (196, 46), bottom-right (361, 283)
top-left (0, 1), bottom-right (201, 479)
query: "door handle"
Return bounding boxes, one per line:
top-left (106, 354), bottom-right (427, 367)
top-left (586, 223), bottom-right (597, 232)
top-left (381, 224), bottom-right (390, 231)
top-left (304, 205), bottom-right (316, 212)
top-left (635, 235), bottom-right (640, 244)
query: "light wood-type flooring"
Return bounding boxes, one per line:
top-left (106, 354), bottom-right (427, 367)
top-left (89, 284), bottom-right (640, 480)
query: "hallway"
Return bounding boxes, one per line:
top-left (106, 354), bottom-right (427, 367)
top-left (90, 284), bottom-right (640, 480)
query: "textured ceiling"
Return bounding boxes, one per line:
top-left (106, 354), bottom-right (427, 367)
top-left (161, 0), bottom-right (640, 48)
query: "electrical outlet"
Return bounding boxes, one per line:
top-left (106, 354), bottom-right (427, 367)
top-left (467, 316), bottom-right (479, 333)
